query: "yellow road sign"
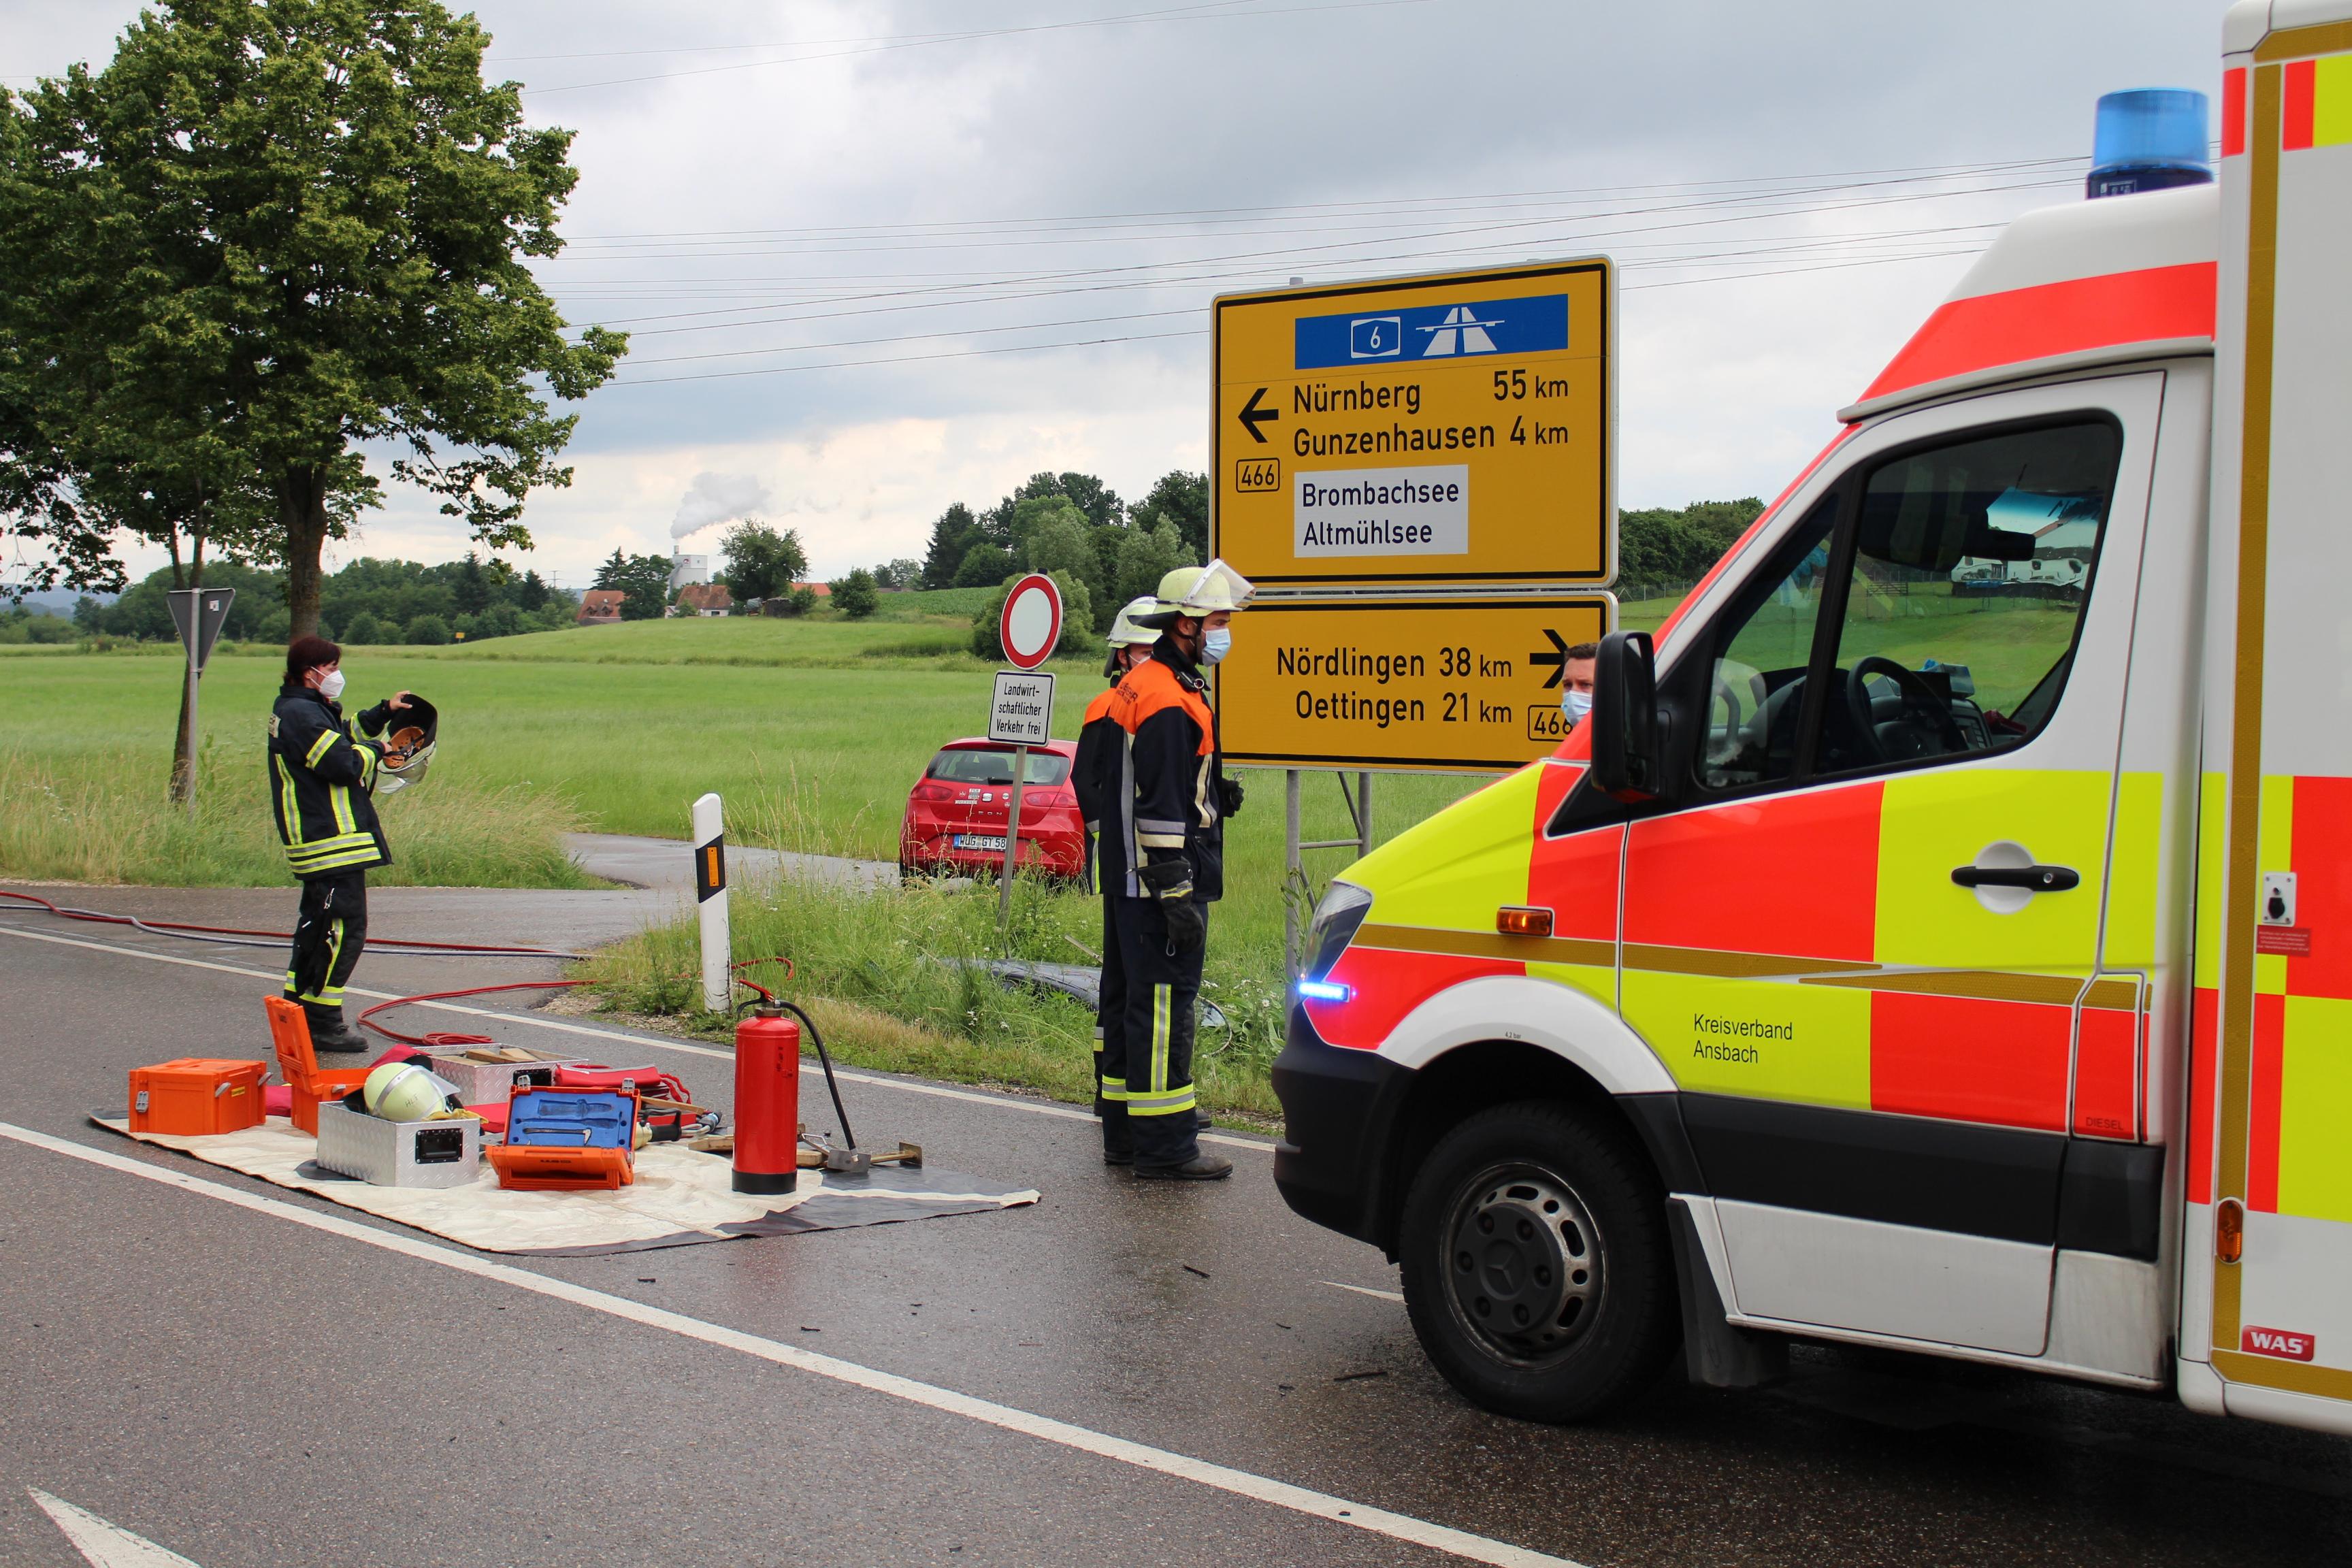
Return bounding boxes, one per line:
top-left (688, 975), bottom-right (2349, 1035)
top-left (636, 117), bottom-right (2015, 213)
top-left (1218, 597), bottom-right (1615, 772)
top-left (1212, 260), bottom-right (1613, 589)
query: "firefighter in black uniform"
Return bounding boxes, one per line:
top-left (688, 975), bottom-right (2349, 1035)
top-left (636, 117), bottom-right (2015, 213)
top-left (1102, 561), bottom-right (1254, 1179)
top-left (268, 636), bottom-right (409, 1056)
top-left (1073, 595), bottom-right (1164, 1164)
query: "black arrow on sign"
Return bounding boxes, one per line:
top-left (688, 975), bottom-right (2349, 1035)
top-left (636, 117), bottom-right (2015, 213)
top-left (1237, 387), bottom-right (1277, 444)
top-left (1529, 627), bottom-right (1569, 689)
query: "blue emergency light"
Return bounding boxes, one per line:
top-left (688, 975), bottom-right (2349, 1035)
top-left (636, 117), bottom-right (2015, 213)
top-left (2088, 88), bottom-right (2211, 199)
top-left (1295, 979), bottom-right (1352, 1003)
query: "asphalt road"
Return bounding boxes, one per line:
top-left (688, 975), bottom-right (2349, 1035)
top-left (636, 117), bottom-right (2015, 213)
top-left (3, 882), bottom-right (2350, 1568)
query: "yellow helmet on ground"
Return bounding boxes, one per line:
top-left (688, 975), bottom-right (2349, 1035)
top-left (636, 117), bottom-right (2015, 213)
top-left (1133, 559), bottom-right (1256, 627)
top-left (363, 1060), bottom-right (467, 1122)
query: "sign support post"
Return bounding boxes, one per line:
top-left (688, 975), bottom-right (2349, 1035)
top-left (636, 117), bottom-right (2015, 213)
top-left (997, 747), bottom-right (1028, 924)
top-left (1281, 769), bottom-right (1381, 979)
top-left (990, 574), bottom-right (1064, 936)
top-left (165, 587), bottom-right (236, 814)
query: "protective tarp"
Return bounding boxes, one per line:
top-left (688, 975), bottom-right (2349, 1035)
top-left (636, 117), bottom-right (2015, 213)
top-left (92, 1115), bottom-right (1037, 1256)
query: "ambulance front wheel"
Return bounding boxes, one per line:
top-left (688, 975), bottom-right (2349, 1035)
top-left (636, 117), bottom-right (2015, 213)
top-left (1399, 1100), bottom-right (1678, 1423)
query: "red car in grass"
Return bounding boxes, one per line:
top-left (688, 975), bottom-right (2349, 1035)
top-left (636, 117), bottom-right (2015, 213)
top-left (898, 737), bottom-right (1086, 881)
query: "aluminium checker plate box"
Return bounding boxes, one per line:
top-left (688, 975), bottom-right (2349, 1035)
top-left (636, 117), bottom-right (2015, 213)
top-left (424, 1049), bottom-right (585, 1106)
top-left (314, 1098), bottom-right (482, 1188)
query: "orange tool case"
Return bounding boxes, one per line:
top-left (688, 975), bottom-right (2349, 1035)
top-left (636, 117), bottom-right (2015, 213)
top-left (129, 1058), bottom-right (268, 1137)
top-left (483, 1084), bottom-right (638, 1191)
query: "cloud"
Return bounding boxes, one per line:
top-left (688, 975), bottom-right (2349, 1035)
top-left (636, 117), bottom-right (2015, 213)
top-left (14, 0), bottom-right (2227, 591)
top-left (668, 471), bottom-right (772, 541)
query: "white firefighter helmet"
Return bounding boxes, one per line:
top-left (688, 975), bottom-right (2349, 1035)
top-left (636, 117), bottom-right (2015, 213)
top-left (1106, 596), bottom-right (1160, 647)
top-left (363, 1060), bottom-right (467, 1123)
top-left (374, 693), bottom-right (439, 796)
top-left (1132, 559), bottom-right (1256, 627)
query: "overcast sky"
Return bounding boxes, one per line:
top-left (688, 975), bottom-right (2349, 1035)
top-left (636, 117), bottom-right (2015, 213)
top-left (3, 1), bottom-right (2223, 588)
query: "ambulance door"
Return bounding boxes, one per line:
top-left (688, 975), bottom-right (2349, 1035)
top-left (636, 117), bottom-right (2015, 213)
top-left (2191, 20), bottom-right (2352, 1434)
top-left (1623, 375), bottom-right (2160, 1356)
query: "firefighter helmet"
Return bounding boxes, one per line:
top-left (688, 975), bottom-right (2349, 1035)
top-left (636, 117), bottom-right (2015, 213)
top-left (1133, 559), bottom-right (1256, 627)
top-left (375, 694), bottom-right (438, 796)
top-left (1107, 596), bottom-right (1160, 647)
top-left (363, 1060), bottom-right (467, 1122)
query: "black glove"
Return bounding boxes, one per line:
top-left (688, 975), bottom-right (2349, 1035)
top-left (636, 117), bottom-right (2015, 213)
top-left (1160, 894), bottom-right (1206, 953)
top-left (1217, 777), bottom-right (1245, 819)
top-left (1139, 853), bottom-right (1205, 953)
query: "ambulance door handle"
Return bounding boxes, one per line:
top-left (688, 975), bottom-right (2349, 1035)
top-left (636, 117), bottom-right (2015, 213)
top-left (1950, 864), bottom-right (2078, 892)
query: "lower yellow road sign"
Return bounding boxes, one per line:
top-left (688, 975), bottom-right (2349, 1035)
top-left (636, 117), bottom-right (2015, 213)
top-left (1218, 597), bottom-right (1615, 771)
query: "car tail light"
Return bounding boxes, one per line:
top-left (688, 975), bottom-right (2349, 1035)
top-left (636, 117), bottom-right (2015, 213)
top-left (913, 781), bottom-right (951, 802)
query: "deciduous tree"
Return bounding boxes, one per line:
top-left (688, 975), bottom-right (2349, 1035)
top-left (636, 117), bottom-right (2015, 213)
top-left (0, 0), bottom-right (625, 638)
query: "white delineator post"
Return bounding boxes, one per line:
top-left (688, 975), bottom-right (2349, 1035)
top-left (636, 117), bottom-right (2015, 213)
top-left (691, 792), bottom-right (730, 1012)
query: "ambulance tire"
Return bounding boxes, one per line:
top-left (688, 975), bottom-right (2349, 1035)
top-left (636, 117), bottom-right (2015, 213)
top-left (1399, 1100), bottom-right (1677, 1424)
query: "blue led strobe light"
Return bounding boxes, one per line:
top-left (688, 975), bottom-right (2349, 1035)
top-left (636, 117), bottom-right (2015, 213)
top-left (1295, 979), bottom-right (1352, 1003)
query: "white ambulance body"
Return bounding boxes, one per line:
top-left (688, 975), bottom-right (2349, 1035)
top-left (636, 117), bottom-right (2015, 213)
top-left (1270, 2), bottom-right (2352, 1434)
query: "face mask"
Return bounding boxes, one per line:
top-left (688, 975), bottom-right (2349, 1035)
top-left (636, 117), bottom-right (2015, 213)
top-left (316, 670), bottom-right (346, 701)
top-left (1202, 629), bottom-right (1232, 666)
top-left (1562, 687), bottom-right (1592, 723)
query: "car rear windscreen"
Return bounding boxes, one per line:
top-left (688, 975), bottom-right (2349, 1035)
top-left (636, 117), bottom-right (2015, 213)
top-left (927, 749), bottom-right (1071, 786)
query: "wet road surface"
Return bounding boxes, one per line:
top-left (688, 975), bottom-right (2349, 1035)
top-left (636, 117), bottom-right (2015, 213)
top-left (3, 882), bottom-right (2349, 1567)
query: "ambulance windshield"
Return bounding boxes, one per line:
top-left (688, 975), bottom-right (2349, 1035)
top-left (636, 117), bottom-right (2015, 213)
top-left (1700, 419), bottom-right (2121, 791)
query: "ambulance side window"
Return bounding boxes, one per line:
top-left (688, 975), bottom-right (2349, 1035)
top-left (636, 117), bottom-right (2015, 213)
top-left (1814, 418), bottom-right (2119, 777)
top-left (1698, 497), bottom-right (1840, 791)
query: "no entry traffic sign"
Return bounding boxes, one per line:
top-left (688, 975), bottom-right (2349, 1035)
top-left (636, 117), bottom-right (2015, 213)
top-left (999, 574), bottom-right (1064, 670)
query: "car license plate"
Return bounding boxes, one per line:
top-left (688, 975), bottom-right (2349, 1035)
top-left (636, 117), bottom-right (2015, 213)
top-left (955, 834), bottom-right (1008, 852)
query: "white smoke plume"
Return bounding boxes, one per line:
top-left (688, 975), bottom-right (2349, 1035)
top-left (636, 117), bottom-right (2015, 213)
top-left (669, 472), bottom-right (772, 540)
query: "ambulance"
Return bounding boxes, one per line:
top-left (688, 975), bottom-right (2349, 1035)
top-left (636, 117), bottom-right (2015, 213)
top-left (1271, 2), bottom-right (2352, 1433)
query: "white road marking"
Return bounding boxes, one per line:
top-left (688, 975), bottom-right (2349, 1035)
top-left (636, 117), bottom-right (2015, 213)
top-left (1, 1122), bottom-right (1580, 1568)
top-left (0, 924), bottom-right (1273, 1153)
top-left (1322, 1280), bottom-right (1407, 1303)
top-left (29, 1489), bottom-right (201, 1567)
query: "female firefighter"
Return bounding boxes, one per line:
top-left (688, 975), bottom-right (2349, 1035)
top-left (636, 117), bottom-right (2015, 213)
top-left (267, 635), bottom-right (412, 1058)
top-left (1073, 595), bottom-right (1164, 1164)
top-left (1099, 561), bottom-right (1254, 1179)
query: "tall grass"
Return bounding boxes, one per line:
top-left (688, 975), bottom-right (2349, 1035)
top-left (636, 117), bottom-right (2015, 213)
top-left (581, 866), bottom-right (1293, 1122)
top-left (0, 740), bottom-right (599, 888)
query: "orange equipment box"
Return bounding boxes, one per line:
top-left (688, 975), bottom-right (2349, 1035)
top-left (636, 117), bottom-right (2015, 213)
top-left (263, 996), bottom-right (371, 1134)
top-left (484, 1143), bottom-right (633, 1191)
top-left (129, 1058), bottom-right (268, 1137)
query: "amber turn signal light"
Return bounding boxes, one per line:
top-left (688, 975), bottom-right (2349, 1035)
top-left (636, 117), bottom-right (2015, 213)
top-left (2215, 1197), bottom-right (2244, 1264)
top-left (1496, 905), bottom-right (1554, 938)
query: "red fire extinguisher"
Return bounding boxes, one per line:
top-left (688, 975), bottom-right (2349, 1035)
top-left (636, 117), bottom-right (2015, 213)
top-left (734, 1004), bottom-right (800, 1194)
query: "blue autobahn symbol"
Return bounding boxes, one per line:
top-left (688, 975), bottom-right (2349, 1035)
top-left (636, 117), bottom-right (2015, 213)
top-left (1295, 294), bottom-right (1567, 371)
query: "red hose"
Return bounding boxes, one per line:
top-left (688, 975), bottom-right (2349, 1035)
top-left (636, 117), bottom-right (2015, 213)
top-left (356, 979), bottom-right (589, 1045)
top-left (0, 887), bottom-right (578, 959)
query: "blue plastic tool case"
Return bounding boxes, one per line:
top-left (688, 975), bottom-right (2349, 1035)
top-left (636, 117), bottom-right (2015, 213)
top-left (505, 1088), bottom-right (634, 1149)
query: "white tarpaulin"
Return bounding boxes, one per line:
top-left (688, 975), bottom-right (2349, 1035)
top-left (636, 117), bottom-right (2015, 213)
top-left (94, 1116), bottom-right (1037, 1255)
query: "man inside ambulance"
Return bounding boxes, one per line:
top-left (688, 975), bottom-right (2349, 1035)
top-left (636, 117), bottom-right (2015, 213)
top-left (1558, 642), bottom-right (1598, 730)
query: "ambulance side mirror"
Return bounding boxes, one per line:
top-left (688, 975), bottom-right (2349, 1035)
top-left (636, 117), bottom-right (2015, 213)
top-left (1590, 630), bottom-right (1661, 802)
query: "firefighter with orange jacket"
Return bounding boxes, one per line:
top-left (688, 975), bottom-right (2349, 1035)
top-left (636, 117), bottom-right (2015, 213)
top-left (1099, 561), bottom-right (1254, 1180)
top-left (1074, 597), bottom-right (1164, 1163)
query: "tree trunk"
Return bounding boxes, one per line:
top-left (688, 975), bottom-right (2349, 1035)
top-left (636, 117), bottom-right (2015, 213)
top-left (167, 528), bottom-right (210, 805)
top-left (278, 465), bottom-right (331, 641)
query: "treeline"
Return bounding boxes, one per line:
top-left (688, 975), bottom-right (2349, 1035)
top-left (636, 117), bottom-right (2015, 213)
top-left (1618, 497), bottom-right (1765, 595)
top-left (73, 555), bottom-right (578, 647)
top-left (918, 470), bottom-right (1209, 637)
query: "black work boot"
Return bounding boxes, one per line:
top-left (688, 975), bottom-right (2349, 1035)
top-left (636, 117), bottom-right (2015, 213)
top-left (308, 1015), bottom-right (372, 1057)
top-left (1102, 1139), bottom-right (1135, 1167)
top-left (1134, 1154), bottom-right (1232, 1181)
